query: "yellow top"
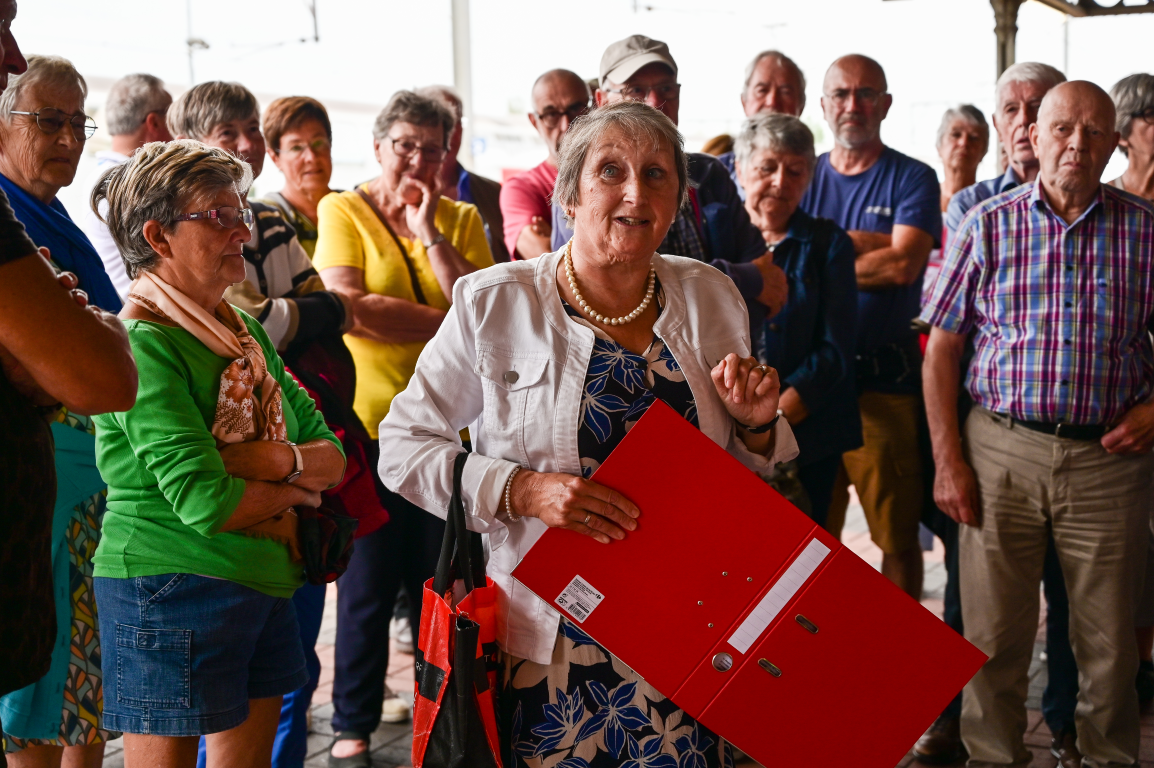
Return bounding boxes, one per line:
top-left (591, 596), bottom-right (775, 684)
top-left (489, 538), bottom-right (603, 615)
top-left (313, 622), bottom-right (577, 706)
top-left (313, 184), bottom-right (494, 437)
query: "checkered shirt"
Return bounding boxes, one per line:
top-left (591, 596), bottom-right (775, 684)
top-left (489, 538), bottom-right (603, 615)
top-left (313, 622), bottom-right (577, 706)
top-left (920, 181), bottom-right (1154, 425)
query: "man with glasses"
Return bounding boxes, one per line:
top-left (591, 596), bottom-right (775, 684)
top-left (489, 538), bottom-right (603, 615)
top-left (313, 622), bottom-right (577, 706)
top-left (79, 73), bottom-right (172, 298)
top-left (718, 50), bottom-right (807, 199)
top-left (499, 68), bottom-right (589, 260)
top-left (802, 54), bottom-right (940, 603)
top-left (551, 34), bottom-right (788, 319)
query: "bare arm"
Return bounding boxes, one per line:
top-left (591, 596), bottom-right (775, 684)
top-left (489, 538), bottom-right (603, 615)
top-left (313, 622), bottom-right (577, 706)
top-left (779, 387), bottom-right (809, 426)
top-left (514, 218), bottom-right (552, 260)
top-left (218, 438), bottom-right (346, 492)
top-left (923, 327), bottom-right (979, 525)
top-left (0, 253), bottom-right (137, 414)
top-left (851, 224), bottom-right (935, 290)
top-left (218, 480), bottom-right (322, 532)
top-left (407, 178), bottom-right (480, 298)
top-left (319, 266), bottom-right (447, 344)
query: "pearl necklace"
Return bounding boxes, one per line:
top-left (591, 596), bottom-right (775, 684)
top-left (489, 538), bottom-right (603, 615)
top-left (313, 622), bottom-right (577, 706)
top-left (563, 241), bottom-right (655, 326)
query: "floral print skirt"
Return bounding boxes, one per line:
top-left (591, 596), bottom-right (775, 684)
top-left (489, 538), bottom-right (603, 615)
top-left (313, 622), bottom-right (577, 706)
top-left (3, 492), bottom-right (118, 751)
top-left (501, 619), bottom-right (732, 768)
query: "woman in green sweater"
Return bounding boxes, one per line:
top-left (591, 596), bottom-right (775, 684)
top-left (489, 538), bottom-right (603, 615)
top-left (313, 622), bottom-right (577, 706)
top-left (89, 140), bottom-right (346, 768)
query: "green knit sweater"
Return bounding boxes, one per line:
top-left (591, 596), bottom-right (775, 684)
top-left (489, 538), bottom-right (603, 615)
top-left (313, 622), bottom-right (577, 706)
top-left (93, 310), bottom-right (343, 597)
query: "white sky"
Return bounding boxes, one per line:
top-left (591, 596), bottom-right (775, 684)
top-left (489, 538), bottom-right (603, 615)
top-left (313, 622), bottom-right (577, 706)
top-left (17, 0), bottom-right (1152, 213)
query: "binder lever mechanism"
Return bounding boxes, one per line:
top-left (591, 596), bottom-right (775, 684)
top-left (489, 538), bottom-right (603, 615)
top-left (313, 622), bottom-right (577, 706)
top-left (795, 614), bottom-right (819, 634)
top-left (758, 658), bottom-right (782, 677)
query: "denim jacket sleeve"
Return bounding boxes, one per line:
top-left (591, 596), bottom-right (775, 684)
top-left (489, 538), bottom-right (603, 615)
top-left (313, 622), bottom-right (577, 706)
top-left (781, 224), bottom-right (858, 413)
top-left (693, 153), bottom-right (768, 306)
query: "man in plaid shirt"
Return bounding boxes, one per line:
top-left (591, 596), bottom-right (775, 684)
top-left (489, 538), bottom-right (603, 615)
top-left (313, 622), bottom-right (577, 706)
top-left (922, 80), bottom-right (1154, 768)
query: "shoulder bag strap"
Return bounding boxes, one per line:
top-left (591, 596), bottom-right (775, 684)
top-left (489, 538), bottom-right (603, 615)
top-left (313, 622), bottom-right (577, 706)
top-left (354, 186), bottom-right (429, 306)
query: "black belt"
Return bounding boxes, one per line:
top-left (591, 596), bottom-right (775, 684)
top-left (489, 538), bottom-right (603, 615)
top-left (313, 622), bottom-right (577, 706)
top-left (998, 414), bottom-right (1110, 441)
top-left (855, 339), bottom-right (921, 389)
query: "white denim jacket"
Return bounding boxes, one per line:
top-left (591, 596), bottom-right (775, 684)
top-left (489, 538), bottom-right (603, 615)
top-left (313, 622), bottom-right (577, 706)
top-left (379, 249), bottom-right (799, 664)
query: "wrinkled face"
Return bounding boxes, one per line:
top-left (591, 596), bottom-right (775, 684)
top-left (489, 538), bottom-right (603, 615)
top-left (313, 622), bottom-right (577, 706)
top-left (165, 185), bottom-right (251, 292)
top-left (529, 74), bottom-right (591, 158)
top-left (1121, 107), bottom-right (1154, 162)
top-left (600, 63), bottom-right (680, 124)
top-left (938, 118), bottom-right (987, 173)
top-left (0, 0), bottom-right (27, 95)
top-left (203, 113), bottom-right (265, 179)
top-left (737, 146), bottom-right (810, 228)
top-left (0, 79), bottom-right (85, 192)
top-left (741, 57), bottom-right (804, 118)
top-left (994, 79), bottom-right (1051, 172)
top-left (821, 59), bottom-right (890, 149)
top-left (571, 125), bottom-right (680, 264)
top-left (1031, 85), bottom-right (1118, 196)
top-left (374, 121), bottom-right (445, 206)
top-left (271, 118), bottom-right (332, 196)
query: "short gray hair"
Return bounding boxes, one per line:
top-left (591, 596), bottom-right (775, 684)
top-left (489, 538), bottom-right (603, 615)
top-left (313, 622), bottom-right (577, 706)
top-left (734, 112), bottom-right (816, 171)
top-left (372, 90), bottom-right (456, 147)
top-left (995, 62), bottom-right (1066, 111)
top-left (552, 101), bottom-right (689, 224)
top-left (415, 85), bottom-right (463, 122)
top-left (91, 139), bottom-right (253, 280)
top-left (167, 81), bottom-right (259, 140)
top-left (936, 104), bottom-right (989, 150)
top-left (105, 73), bottom-right (170, 136)
top-left (0, 55), bottom-right (87, 120)
top-left (1111, 73), bottom-right (1154, 154)
top-left (742, 50), bottom-right (807, 112)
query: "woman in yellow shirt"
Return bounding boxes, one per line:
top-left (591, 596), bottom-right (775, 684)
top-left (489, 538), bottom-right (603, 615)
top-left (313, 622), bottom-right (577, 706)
top-left (313, 89), bottom-right (493, 767)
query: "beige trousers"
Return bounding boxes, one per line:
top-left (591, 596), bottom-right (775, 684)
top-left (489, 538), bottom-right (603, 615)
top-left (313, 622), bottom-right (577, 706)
top-left (960, 407), bottom-right (1154, 768)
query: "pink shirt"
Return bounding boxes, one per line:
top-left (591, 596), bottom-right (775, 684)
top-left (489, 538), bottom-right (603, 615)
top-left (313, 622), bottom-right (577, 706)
top-left (498, 160), bottom-right (557, 259)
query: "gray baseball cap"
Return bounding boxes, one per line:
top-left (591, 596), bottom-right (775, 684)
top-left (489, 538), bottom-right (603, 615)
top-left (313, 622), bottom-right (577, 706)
top-left (599, 35), bottom-right (678, 87)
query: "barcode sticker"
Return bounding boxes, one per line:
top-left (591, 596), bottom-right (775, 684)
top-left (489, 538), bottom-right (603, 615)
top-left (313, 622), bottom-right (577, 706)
top-left (555, 574), bottom-right (605, 623)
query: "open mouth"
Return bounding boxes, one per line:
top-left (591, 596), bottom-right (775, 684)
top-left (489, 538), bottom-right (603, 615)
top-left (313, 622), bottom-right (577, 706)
top-left (615, 216), bottom-right (649, 227)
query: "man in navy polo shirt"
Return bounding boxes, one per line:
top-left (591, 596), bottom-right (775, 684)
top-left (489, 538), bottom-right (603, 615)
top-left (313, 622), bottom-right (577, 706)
top-left (800, 54), bottom-right (940, 602)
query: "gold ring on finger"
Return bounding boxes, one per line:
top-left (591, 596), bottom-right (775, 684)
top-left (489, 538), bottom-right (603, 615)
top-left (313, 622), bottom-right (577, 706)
top-left (754, 364), bottom-right (769, 375)
top-left (583, 513), bottom-right (592, 526)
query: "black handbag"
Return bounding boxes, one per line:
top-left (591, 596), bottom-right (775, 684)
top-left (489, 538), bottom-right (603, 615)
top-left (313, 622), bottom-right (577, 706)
top-left (297, 497), bottom-right (358, 585)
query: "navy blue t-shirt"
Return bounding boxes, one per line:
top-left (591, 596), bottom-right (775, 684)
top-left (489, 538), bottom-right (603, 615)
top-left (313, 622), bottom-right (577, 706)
top-left (799, 147), bottom-right (940, 357)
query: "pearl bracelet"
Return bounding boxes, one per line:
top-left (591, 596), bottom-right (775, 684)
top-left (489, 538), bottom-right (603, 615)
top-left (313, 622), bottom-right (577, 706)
top-left (504, 466), bottom-right (522, 522)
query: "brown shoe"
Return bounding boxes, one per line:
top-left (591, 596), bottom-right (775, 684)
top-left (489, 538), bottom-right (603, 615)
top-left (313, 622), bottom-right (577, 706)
top-left (1050, 731), bottom-right (1082, 768)
top-left (913, 714), bottom-right (963, 765)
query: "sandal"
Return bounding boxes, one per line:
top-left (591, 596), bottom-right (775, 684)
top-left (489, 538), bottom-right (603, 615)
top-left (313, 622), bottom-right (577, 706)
top-left (327, 731), bottom-right (372, 768)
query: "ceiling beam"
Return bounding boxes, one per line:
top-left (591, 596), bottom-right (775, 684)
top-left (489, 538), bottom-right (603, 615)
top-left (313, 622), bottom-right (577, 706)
top-left (1029, 0), bottom-right (1154, 16)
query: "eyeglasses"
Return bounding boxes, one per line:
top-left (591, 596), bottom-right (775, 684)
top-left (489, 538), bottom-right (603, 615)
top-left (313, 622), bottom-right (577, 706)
top-left (10, 108), bottom-right (97, 140)
top-left (175, 206), bottom-right (254, 229)
top-left (278, 137), bottom-right (332, 158)
top-left (823, 88), bottom-right (886, 108)
top-left (1133, 107), bottom-right (1154, 125)
top-left (535, 101), bottom-right (590, 128)
top-left (604, 83), bottom-right (682, 102)
top-left (389, 137), bottom-right (447, 163)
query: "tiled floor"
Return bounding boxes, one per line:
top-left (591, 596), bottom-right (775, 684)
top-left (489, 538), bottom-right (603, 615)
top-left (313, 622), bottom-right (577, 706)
top-left (101, 501), bottom-right (1154, 767)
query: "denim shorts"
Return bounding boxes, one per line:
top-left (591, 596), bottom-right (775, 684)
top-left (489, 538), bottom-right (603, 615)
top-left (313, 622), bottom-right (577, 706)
top-left (94, 574), bottom-right (308, 736)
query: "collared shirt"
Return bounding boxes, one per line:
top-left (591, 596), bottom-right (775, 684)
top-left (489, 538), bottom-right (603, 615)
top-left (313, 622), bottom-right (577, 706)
top-left (945, 166), bottom-right (1022, 242)
top-left (921, 181), bottom-right (1154, 425)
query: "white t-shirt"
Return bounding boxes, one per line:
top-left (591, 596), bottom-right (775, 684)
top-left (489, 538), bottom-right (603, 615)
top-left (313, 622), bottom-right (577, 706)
top-left (79, 150), bottom-right (131, 298)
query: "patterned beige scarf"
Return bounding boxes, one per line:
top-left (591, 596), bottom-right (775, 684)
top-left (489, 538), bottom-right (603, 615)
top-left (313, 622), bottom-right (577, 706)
top-left (128, 272), bottom-right (300, 559)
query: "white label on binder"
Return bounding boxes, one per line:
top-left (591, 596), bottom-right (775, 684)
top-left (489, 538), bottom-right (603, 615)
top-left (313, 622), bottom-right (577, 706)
top-left (555, 574), bottom-right (604, 623)
top-left (727, 538), bottom-right (831, 654)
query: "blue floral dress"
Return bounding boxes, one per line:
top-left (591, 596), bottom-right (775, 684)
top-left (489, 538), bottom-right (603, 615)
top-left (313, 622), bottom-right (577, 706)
top-left (500, 287), bottom-right (732, 768)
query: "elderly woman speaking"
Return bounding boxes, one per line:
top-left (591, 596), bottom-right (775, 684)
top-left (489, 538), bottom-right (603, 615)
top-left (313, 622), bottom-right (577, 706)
top-left (380, 101), bottom-right (796, 767)
top-left (90, 140), bottom-right (345, 768)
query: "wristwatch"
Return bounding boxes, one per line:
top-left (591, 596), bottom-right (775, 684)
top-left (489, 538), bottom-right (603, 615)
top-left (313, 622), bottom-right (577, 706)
top-left (282, 441), bottom-right (304, 483)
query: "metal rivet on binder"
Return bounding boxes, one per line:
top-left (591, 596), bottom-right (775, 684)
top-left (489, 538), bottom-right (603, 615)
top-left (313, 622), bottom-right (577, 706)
top-left (712, 652), bottom-right (733, 672)
top-left (795, 614), bottom-right (819, 634)
top-left (758, 658), bottom-right (782, 677)
top-left (697, 601), bottom-right (703, 606)
top-left (722, 571), bottom-right (728, 576)
top-left (747, 577), bottom-right (753, 582)
top-left (708, 623), bottom-right (714, 628)
top-left (503, 371), bottom-right (519, 384)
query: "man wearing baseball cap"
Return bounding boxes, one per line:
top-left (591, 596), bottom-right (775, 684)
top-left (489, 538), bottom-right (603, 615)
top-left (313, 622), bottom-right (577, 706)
top-left (551, 34), bottom-right (788, 320)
